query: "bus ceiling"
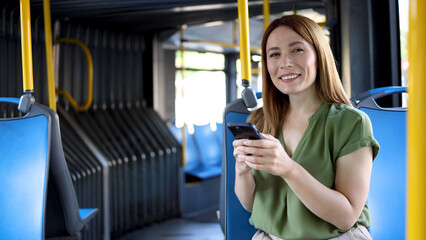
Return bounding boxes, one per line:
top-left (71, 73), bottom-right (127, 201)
top-left (0, 0), bottom-right (325, 33)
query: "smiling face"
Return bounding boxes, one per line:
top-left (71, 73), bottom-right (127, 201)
top-left (266, 26), bottom-right (317, 97)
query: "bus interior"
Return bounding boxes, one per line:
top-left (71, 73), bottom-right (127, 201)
top-left (0, 0), bottom-right (418, 239)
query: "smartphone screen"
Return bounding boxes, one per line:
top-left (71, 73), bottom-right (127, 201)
top-left (227, 122), bottom-right (263, 140)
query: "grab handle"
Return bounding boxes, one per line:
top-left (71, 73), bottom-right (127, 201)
top-left (354, 86), bottom-right (407, 111)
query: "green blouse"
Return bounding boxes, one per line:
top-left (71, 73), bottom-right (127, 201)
top-left (248, 103), bottom-right (380, 240)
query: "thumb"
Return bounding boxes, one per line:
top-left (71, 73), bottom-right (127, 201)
top-left (260, 133), bottom-right (276, 140)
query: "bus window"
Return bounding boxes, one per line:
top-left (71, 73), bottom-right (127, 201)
top-left (175, 50), bottom-right (226, 130)
top-left (399, 0), bottom-right (408, 107)
top-left (236, 55), bottom-right (262, 99)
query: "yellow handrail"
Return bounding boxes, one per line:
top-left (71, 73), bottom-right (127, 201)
top-left (407, 0), bottom-right (426, 239)
top-left (20, 0), bottom-right (33, 92)
top-left (180, 25), bottom-right (187, 166)
top-left (237, 0), bottom-right (251, 85)
top-left (55, 38), bottom-right (93, 111)
top-left (184, 39), bottom-right (260, 52)
top-left (263, 0), bottom-right (270, 31)
top-left (43, 0), bottom-right (56, 111)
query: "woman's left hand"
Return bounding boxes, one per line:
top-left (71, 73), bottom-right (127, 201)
top-left (239, 133), bottom-right (294, 178)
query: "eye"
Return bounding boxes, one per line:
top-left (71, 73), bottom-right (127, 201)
top-left (292, 48), bottom-right (304, 54)
top-left (268, 52), bottom-right (280, 58)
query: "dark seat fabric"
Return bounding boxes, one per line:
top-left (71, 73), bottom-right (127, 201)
top-left (39, 104), bottom-right (98, 238)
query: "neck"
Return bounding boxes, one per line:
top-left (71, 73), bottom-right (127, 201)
top-left (287, 89), bottom-right (322, 118)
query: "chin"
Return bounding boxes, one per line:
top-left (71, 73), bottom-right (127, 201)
top-left (278, 87), bottom-right (297, 95)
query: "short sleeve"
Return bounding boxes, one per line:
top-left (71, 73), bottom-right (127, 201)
top-left (337, 109), bottom-right (380, 160)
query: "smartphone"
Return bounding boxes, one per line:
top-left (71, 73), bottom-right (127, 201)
top-left (227, 122), bottom-right (263, 140)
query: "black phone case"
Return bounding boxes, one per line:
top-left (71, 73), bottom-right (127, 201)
top-left (227, 122), bottom-right (263, 140)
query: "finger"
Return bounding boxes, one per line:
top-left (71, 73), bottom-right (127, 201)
top-left (234, 147), bottom-right (248, 157)
top-left (235, 150), bottom-right (255, 160)
top-left (260, 134), bottom-right (282, 146)
top-left (244, 160), bottom-right (265, 171)
top-left (233, 151), bottom-right (245, 160)
top-left (237, 145), bottom-right (265, 155)
top-left (254, 135), bottom-right (282, 150)
top-left (237, 145), bottom-right (262, 157)
top-left (233, 139), bottom-right (247, 147)
top-left (260, 133), bottom-right (275, 140)
top-left (236, 154), bottom-right (248, 163)
top-left (242, 154), bottom-right (266, 165)
top-left (234, 145), bottom-right (267, 157)
top-left (239, 139), bottom-right (264, 148)
top-left (236, 153), bottom-right (247, 161)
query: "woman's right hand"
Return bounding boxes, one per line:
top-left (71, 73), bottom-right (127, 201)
top-left (233, 139), bottom-right (253, 174)
top-left (233, 139), bottom-right (257, 212)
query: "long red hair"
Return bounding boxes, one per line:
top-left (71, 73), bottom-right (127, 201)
top-left (250, 15), bottom-right (351, 135)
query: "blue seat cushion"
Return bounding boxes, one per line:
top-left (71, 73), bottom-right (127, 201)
top-left (0, 114), bottom-right (50, 239)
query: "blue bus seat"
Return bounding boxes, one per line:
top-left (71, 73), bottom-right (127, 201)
top-left (0, 97), bottom-right (98, 239)
top-left (168, 125), bottom-right (201, 174)
top-left (168, 124), bottom-right (183, 143)
top-left (221, 96), bottom-right (259, 239)
top-left (193, 124), bottom-right (222, 171)
top-left (216, 122), bottom-right (223, 147)
top-left (79, 208), bottom-right (99, 221)
top-left (354, 87), bottom-right (407, 240)
top-left (169, 124), bottom-right (222, 179)
top-left (0, 97), bottom-right (50, 239)
top-left (169, 124), bottom-right (221, 218)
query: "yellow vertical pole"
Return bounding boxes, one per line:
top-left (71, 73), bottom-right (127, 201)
top-left (233, 20), bottom-right (238, 45)
top-left (237, 0), bottom-right (251, 86)
top-left (43, 0), bottom-right (56, 111)
top-left (263, 0), bottom-right (270, 31)
top-left (180, 26), bottom-right (186, 166)
top-left (20, 0), bottom-right (34, 92)
top-left (407, 0), bottom-right (426, 239)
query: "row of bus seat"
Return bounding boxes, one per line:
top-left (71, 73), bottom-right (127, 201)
top-left (0, 97), bottom-right (181, 240)
top-left (169, 123), bottom-right (223, 218)
top-left (56, 107), bottom-right (106, 240)
top-left (1, 7), bottom-right (180, 239)
top-left (169, 123), bottom-right (223, 180)
top-left (57, 104), bottom-right (181, 239)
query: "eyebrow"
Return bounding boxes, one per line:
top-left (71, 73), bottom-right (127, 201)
top-left (289, 41), bottom-right (305, 47)
top-left (267, 41), bottom-right (306, 53)
top-left (267, 47), bottom-right (279, 53)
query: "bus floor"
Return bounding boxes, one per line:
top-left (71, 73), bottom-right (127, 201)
top-left (117, 212), bottom-right (224, 240)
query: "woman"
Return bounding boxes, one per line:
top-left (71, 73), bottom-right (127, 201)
top-left (233, 15), bottom-right (379, 240)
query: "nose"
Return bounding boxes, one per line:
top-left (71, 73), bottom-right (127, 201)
top-left (280, 54), bottom-right (293, 69)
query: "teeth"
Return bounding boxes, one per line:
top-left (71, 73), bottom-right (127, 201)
top-left (280, 74), bottom-right (300, 80)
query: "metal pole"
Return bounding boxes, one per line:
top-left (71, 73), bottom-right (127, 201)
top-left (180, 25), bottom-right (187, 166)
top-left (237, 0), bottom-right (251, 87)
top-left (407, 0), bottom-right (426, 239)
top-left (43, 0), bottom-right (56, 111)
top-left (263, 0), bottom-right (270, 31)
top-left (20, 0), bottom-right (33, 92)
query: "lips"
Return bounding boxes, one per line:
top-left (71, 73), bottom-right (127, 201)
top-left (279, 73), bottom-right (301, 82)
